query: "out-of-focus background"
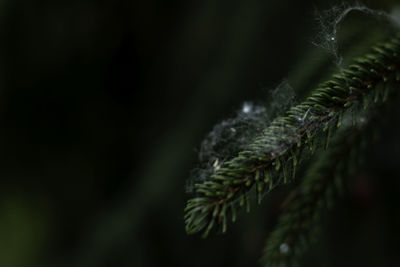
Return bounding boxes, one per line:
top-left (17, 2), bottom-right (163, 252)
top-left (1, 0), bottom-right (400, 266)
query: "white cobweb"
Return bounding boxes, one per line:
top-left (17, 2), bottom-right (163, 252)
top-left (186, 80), bottom-right (296, 193)
top-left (185, 2), bottom-right (400, 193)
top-left (312, 2), bottom-right (400, 67)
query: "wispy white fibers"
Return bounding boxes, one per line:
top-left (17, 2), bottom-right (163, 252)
top-left (312, 2), bottom-right (400, 66)
top-left (186, 80), bottom-right (297, 193)
top-left (186, 101), bottom-right (269, 193)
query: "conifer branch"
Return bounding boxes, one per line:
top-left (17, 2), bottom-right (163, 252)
top-left (261, 78), bottom-right (400, 266)
top-left (185, 34), bottom-right (400, 238)
top-left (260, 127), bottom-right (366, 266)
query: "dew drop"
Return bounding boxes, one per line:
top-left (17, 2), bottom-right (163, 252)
top-left (242, 103), bottom-right (252, 113)
top-left (279, 243), bottom-right (290, 254)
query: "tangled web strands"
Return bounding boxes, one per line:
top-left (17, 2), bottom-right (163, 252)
top-left (186, 81), bottom-right (295, 194)
top-left (184, 34), bottom-right (400, 238)
top-left (313, 2), bottom-right (400, 65)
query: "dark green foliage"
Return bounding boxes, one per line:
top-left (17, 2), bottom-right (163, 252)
top-left (260, 89), bottom-right (400, 266)
top-left (261, 127), bottom-right (368, 267)
top-left (184, 33), bottom-right (400, 264)
top-left (185, 34), bottom-right (400, 236)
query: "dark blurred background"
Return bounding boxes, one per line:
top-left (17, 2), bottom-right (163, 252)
top-left (1, 0), bottom-right (400, 267)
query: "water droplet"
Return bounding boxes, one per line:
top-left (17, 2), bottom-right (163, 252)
top-left (242, 103), bottom-right (252, 113)
top-left (280, 243), bottom-right (290, 254)
top-left (271, 152), bottom-right (278, 157)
